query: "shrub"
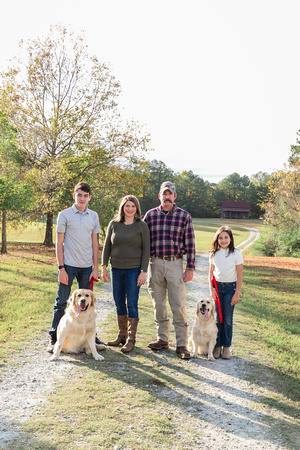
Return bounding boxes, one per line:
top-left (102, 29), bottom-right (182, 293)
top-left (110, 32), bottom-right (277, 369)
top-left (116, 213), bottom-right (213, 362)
top-left (277, 229), bottom-right (300, 257)
top-left (258, 227), bottom-right (300, 257)
top-left (258, 234), bottom-right (279, 256)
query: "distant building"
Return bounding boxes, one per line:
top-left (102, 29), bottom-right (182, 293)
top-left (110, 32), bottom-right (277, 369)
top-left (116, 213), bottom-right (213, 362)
top-left (221, 201), bottom-right (250, 219)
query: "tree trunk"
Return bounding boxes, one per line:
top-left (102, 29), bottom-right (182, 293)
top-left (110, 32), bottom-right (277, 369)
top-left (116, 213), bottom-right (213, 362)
top-left (1, 210), bottom-right (7, 254)
top-left (43, 211), bottom-right (54, 246)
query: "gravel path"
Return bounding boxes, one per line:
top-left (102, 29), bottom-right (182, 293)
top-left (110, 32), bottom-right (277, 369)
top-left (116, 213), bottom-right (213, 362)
top-left (0, 230), bottom-right (293, 449)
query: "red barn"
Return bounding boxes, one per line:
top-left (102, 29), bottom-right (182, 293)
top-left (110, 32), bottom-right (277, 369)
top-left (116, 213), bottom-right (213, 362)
top-left (221, 201), bottom-right (250, 219)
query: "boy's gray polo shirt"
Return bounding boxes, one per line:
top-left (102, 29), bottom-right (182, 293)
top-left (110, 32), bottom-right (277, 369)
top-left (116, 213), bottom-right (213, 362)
top-left (56, 205), bottom-right (100, 268)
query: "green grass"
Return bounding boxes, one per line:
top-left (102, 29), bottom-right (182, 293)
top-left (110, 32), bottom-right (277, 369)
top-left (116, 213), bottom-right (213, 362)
top-left (1, 221), bottom-right (299, 448)
top-left (192, 218), bottom-right (263, 253)
top-left (6, 222), bottom-right (54, 243)
top-left (235, 257), bottom-right (300, 386)
top-left (6, 218), bottom-right (264, 251)
top-left (0, 244), bottom-right (57, 363)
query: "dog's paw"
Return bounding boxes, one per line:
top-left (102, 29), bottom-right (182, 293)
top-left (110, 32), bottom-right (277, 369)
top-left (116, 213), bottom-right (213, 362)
top-left (50, 354), bottom-right (58, 361)
top-left (191, 352), bottom-right (198, 358)
top-left (207, 355), bottom-right (215, 361)
top-left (94, 353), bottom-right (105, 361)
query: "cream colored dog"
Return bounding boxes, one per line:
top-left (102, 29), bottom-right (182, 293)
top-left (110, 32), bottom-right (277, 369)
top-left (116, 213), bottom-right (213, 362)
top-left (188, 299), bottom-right (218, 360)
top-left (51, 289), bottom-right (104, 362)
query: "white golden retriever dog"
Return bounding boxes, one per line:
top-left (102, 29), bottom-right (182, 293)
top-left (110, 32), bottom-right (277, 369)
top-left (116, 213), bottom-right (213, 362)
top-left (51, 289), bottom-right (104, 362)
top-left (188, 299), bottom-right (218, 360)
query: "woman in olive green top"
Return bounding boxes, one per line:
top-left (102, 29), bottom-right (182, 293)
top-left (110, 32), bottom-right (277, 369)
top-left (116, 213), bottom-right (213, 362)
top-left (101, 195), bottom-right (150, 353)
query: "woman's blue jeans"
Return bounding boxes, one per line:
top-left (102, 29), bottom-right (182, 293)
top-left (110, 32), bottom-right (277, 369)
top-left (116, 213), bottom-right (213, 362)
top-left (49, 265), bottom-right (92, 340)
top-left (216, 282), bottom-right (236, 347)
top-left (110, 267), bottom-right (141, 319)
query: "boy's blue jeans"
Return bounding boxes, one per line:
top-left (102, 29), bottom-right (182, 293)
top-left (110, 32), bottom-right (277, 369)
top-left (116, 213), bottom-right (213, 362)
top-left (216, 282), bottom-right (236, 347)
top-left (110, 267), bottom-right (141, 319)
top-left (49, 265), bottom-right (92, 340)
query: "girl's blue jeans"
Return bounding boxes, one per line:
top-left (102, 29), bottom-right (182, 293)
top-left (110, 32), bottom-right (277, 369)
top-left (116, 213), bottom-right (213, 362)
top-left (216, 282), bottom-right (236, 347)
top-left (110, 267), bottom-right (141, 319)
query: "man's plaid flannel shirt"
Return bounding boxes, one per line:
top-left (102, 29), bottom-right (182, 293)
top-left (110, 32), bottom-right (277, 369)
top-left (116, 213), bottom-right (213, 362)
top-left (144, 204), bottom-right (195, 270)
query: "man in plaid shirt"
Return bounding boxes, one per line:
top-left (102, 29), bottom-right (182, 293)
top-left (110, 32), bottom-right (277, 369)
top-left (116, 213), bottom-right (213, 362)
top-left (144, 181), bottom-right (195, 359)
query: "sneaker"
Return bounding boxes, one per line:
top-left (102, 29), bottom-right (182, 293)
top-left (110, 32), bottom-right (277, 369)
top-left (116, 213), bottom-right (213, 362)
top-left (148, 339), bottom-right (169, 350)
top-left (47, 337), bottom-right (56, 353)
top-left (176, 346), bottom-right (191, 359)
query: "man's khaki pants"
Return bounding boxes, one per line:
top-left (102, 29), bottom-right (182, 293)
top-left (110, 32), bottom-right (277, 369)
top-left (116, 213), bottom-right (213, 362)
top-left (147, 256), bottom-right (188, 347)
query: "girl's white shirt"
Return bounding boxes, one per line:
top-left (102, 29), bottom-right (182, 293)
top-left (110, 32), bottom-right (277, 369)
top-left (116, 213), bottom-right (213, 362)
top-left (209, 248), bottom-right (244, 282)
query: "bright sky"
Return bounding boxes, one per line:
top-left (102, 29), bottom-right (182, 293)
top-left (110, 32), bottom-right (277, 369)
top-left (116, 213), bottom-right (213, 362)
top-left (1, 1), bottom-right (300, 183)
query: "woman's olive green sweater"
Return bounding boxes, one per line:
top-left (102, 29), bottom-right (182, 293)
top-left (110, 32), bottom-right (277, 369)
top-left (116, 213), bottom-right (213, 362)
top-left (101, 220), bottom-right (150, 271)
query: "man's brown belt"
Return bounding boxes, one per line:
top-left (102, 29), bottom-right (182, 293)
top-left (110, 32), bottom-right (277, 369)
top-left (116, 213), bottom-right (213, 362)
top-left (156, 255), bottom-right (182, 261)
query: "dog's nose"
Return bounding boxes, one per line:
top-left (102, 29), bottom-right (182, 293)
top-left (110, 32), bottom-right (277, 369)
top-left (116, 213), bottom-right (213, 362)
top-left (80, 300), bottom-right (86, 306)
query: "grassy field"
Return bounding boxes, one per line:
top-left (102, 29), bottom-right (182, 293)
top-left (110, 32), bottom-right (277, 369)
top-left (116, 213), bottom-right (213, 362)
top-left (6, 222), bottom-right (50, 243)
top-left (1, 219), bottom-right (299, 448)
top-left (192, 218), bottom-right (262, 254)
top-left (6, 218), bottom-right (263, 250)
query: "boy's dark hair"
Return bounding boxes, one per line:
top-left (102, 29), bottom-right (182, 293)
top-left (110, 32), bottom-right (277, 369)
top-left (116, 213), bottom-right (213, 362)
top-left (74, 182), bottom-right (91, 195)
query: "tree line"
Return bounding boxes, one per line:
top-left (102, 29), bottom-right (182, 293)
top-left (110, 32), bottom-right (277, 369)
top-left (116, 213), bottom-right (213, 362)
top-left (0, 25), bottom-right (299, 256)
top-left (136, 160), bottom-right (269, 219)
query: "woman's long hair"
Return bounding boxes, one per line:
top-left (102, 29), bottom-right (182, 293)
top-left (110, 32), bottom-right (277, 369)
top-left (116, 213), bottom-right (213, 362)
top-left (209, 226), bottom-right (235, 257)
top-left (115, 195), bottom-right (142, 223)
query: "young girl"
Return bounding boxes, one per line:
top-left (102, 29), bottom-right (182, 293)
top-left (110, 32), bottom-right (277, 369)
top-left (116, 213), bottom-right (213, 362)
top-left (101, 195), bottom-right (150, 353)
top-left (208, 226), bottom-right (243, 360)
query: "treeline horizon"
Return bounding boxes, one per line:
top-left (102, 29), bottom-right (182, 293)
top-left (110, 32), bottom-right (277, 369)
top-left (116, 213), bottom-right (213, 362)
top-left (120, 159), bottom-right (269, 220)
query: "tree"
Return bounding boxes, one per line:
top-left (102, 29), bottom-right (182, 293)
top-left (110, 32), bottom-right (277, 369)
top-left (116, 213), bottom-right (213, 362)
top-left (0, 111), bottom-right (33, 253)
top-left (249, 172), bottom-right (270, 218)
top-left (174, 171), bottom-right (213, 217)
top-left (261, 139), bottom-right (300, 256)
top-left (138, 160), bottom-right (175, 213)
top-left (264, 168), bottom-right (300, 230)
top-left (215, 172), bottom-right (251, 204)
top-left (289, 129), bottom-right (300, 167)
top-left (2, 25), bottom-right (151, 245)
top-left (85, 158), bottom-right (148, 237)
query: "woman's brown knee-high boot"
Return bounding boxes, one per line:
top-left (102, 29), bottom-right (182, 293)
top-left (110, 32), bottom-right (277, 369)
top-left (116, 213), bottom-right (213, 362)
top-left (107, 315), bottom-right (128, 346)
top-left (121, 318), bottom-right (139, 353)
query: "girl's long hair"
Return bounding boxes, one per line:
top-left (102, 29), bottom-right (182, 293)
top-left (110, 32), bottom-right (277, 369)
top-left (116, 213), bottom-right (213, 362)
top-left (115, 195), bottom-right (142, 223)
top-left (209, 226), bottom-right (235, 257)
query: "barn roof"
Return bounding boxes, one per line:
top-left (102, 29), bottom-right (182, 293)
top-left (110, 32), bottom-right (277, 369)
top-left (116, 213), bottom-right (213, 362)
top-left (221, 201), bottom-right (250, 210)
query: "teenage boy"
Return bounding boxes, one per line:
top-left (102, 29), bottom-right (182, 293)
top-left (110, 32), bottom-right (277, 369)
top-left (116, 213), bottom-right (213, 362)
top-left (47, 182), bottom-right (103, 352)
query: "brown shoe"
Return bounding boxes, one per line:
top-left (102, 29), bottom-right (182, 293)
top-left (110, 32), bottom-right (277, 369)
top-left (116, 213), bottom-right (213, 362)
top-left (213, 346), bottom-right (221, 359)
top-left (222, 347), bottom-right (231, 359)
top-left (148, 339), bottom-right (169, 350)
top-left (176, 346), bottom-right (191, 359)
